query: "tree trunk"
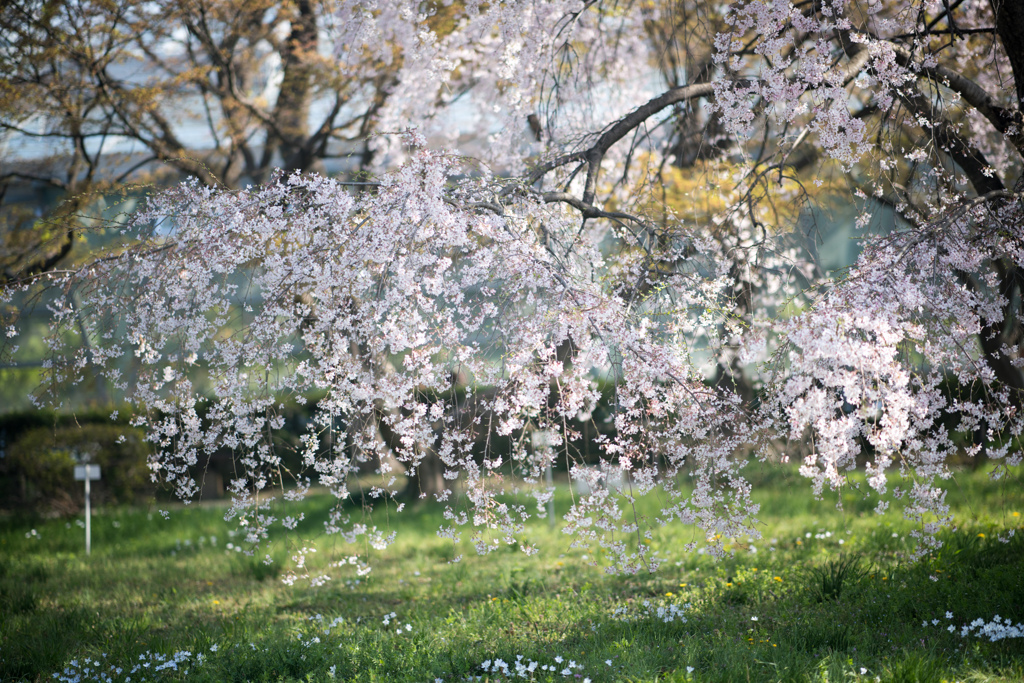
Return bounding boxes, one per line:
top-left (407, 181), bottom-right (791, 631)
top-left (401, 449), bottom-right (447, 502)
top-left (992, 0), bottom-right (1024, 106)
top-left (265, 0), bottom-right (317, 175)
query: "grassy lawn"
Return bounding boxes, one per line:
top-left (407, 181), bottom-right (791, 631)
top-left (1, 465), bottom-right (1022, 682)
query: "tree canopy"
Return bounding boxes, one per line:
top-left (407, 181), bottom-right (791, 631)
top-left (2, 0), bottom-right (1022, 579)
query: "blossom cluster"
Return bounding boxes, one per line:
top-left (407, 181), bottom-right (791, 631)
top-left (479, 655), bottom-right (586, 680)
top-left (51, 650), bottom-right (205, 683)
top-left (769, 204), bottom-right (1024, 554)
top-left (924, 612), bottom-right (1024, 642)
top-left (611, 598), bottom-right (691, 624)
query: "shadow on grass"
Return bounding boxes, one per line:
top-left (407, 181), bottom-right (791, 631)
top-left (1, 472), bottom-right (1022, 683)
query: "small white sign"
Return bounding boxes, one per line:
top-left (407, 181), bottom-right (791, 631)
top-left (74, 464), bottom-right (101, 481)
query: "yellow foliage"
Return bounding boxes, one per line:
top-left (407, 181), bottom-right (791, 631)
top-left (614, 152), bottom-right (843, 236)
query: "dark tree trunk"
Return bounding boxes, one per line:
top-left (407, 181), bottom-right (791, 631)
top-left (992, 0), bottom-right (1024, 106)
top-left (401, 450), bottom-right (447, 502)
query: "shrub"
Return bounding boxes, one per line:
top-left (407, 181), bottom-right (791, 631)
top-left (5, 424), bottom-right (153, 514)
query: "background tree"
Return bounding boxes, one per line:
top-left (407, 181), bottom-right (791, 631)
top-left (0, 0), bottom-right (400, 280)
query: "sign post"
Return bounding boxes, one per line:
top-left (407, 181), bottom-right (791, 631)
top-left (74, 464), bottom-right (101, 555)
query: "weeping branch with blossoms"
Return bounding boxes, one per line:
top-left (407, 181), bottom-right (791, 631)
top-left (2, 0), bottom-right (1023, 578)
top-left (4, 140), bottom-right (762, 574)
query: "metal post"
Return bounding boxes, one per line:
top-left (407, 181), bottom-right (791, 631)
top-left (75, 463), bottom-right (99, 556)
top-left (84, 475), bottom-right (91, 556)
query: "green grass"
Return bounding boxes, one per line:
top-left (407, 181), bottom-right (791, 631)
top-left (1, 465), bottom-right (1022, 682)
